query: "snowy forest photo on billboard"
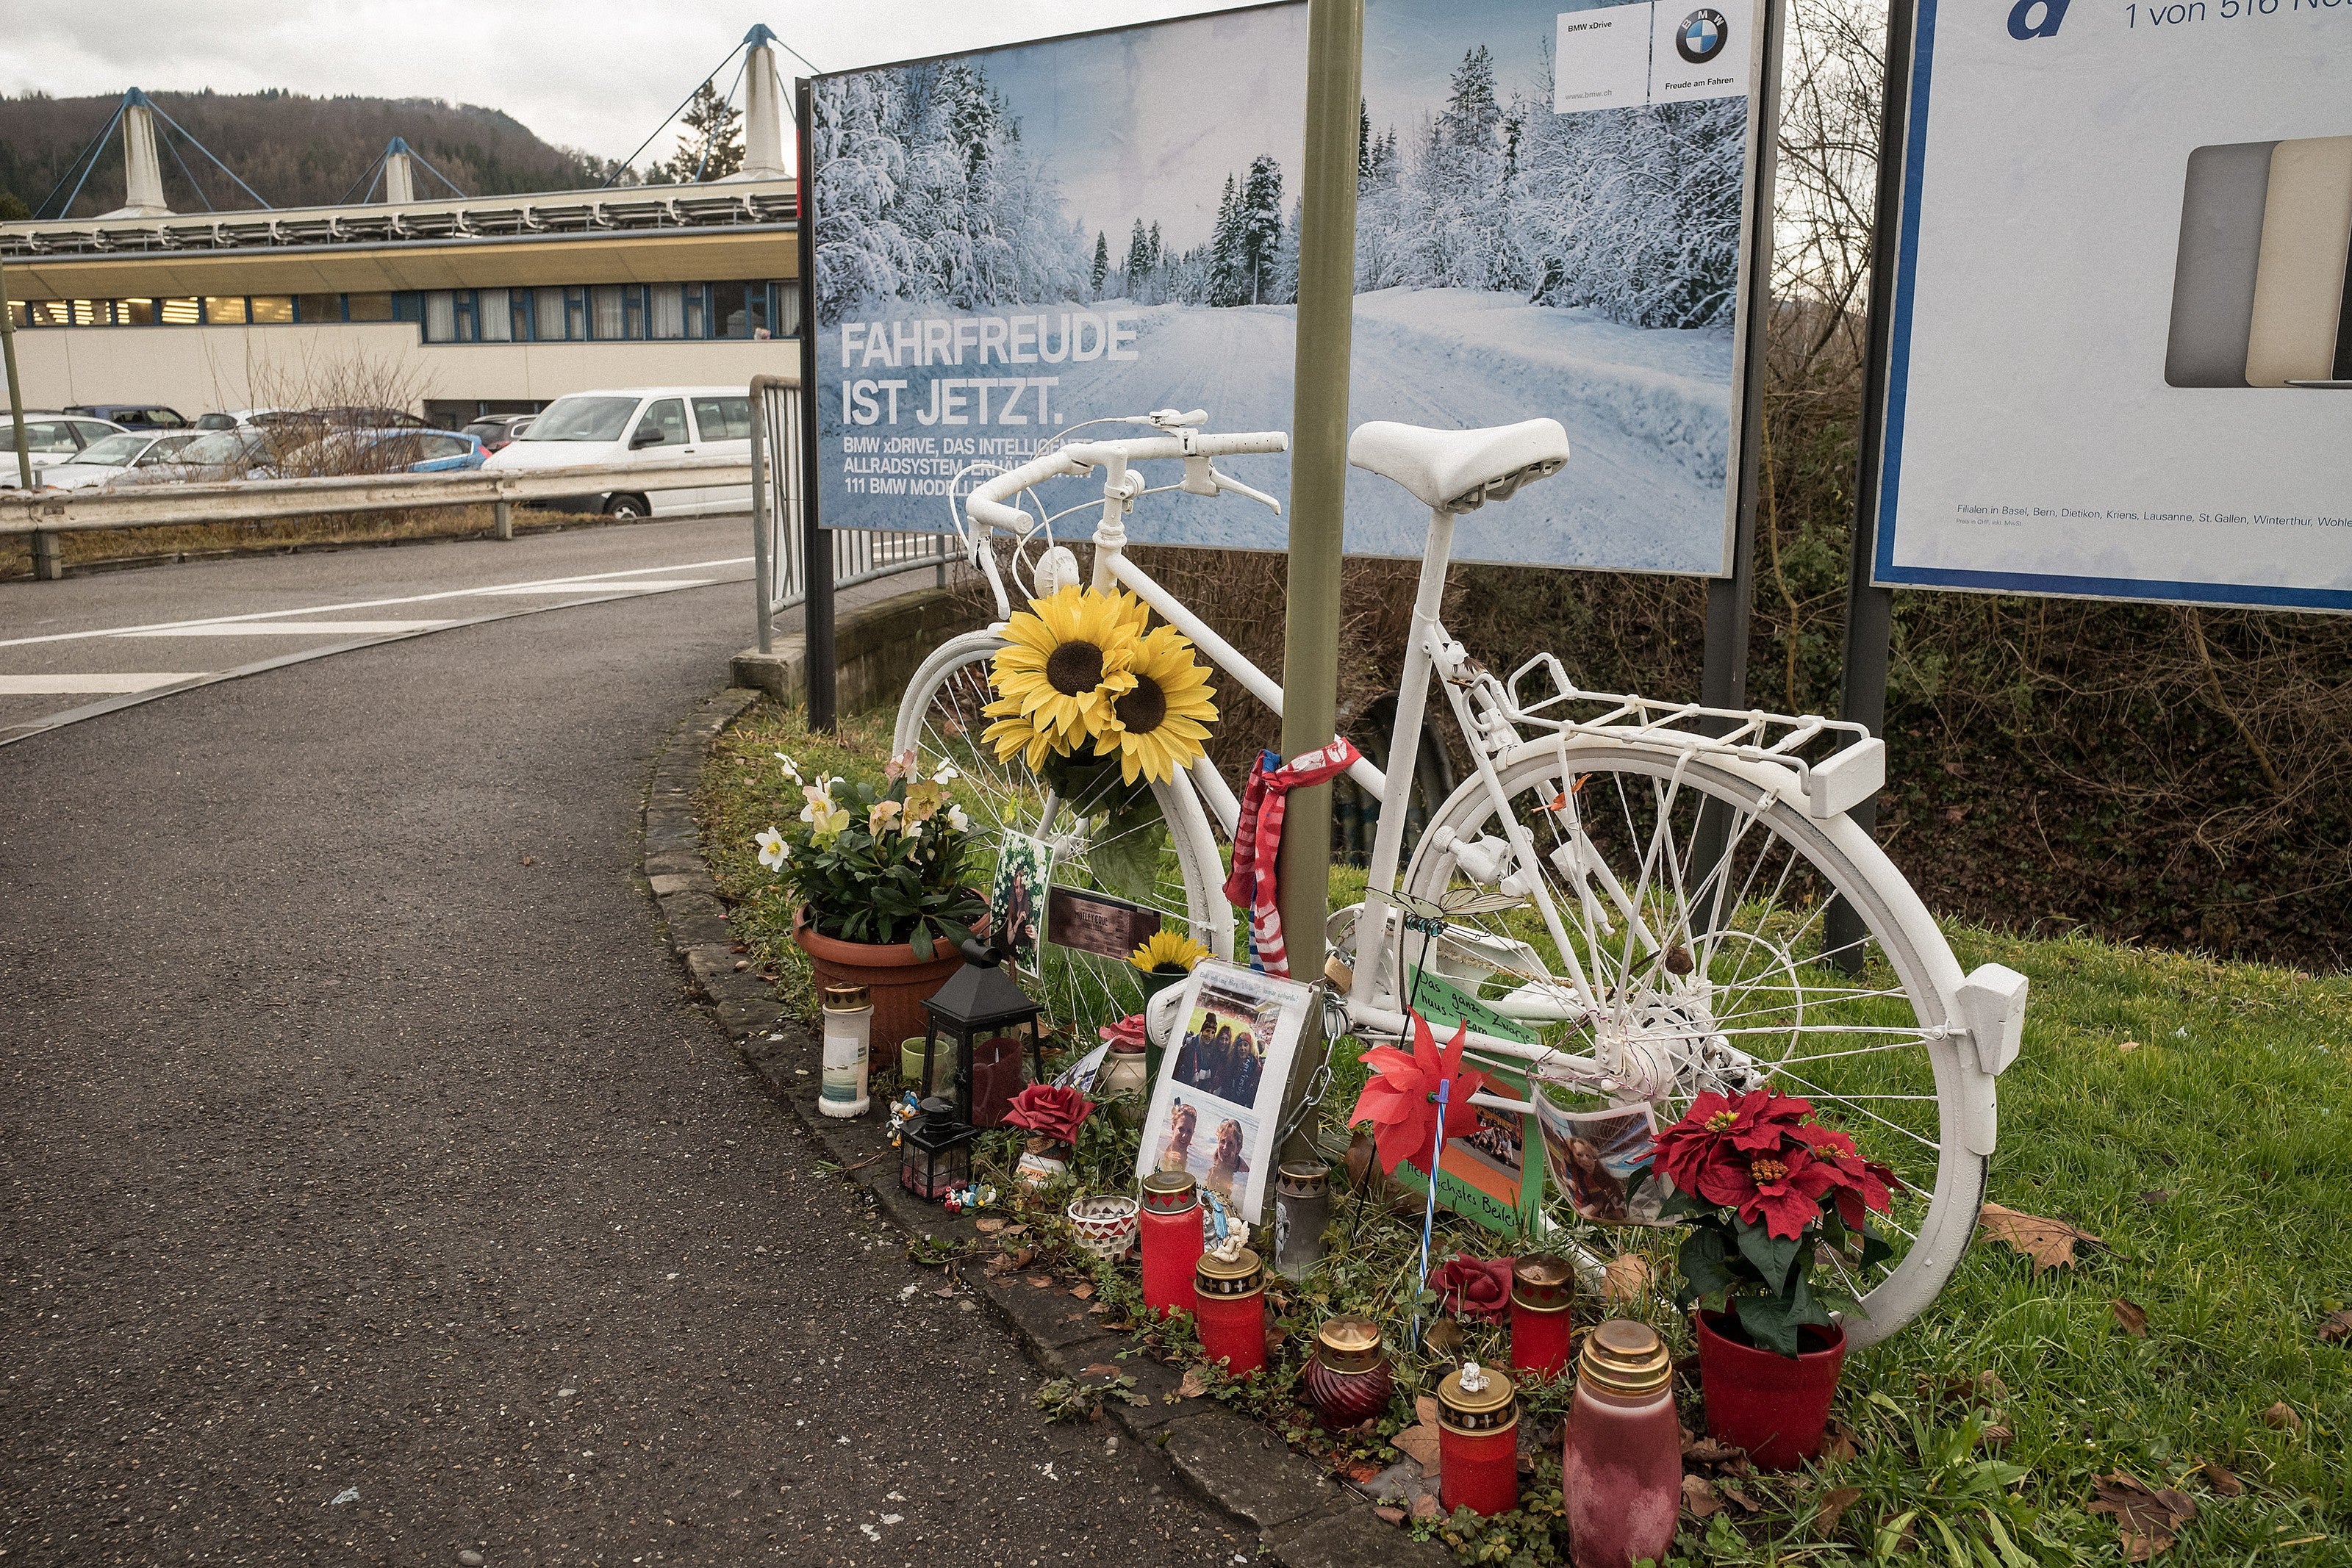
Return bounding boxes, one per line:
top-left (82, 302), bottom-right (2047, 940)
top-left (811, 0), bottom-right (1759, 572)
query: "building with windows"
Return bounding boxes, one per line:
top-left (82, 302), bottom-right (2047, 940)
top-left (1, 35), bottom-right (801, 428)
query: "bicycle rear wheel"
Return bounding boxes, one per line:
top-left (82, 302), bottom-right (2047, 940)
top-left (894, 630), bottom-right (1233, 1044)
top-left (1396, 738), bottom-right (1988, 1347)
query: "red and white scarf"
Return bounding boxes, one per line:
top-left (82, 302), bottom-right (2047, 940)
top-left (1221, 738), bottom-right (1362, 977)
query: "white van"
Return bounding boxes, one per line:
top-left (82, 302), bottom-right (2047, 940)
top-left (482, 386), bottom-right (753, 519)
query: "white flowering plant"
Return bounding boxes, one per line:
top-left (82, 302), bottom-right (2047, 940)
top-left (754, 750), bottom-right (985, 957)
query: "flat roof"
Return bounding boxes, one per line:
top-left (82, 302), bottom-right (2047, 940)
top-left (1, 177), bottom-right (799, 301)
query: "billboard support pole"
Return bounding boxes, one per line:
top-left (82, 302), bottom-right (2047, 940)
top-left (1824, 0), bottom-right (1918, 974)
top-left (795, 76), bottom-right (837, 733)
top-left (1277, 0), bottom-right (1363, 1143)
top-left (1693, 0), bottom-right (1786, 911)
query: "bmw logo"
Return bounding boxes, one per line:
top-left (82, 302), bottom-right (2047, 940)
top-left (1677, 8), bottom-right (1728, 62)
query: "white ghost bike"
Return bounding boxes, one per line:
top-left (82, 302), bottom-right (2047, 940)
top-left (895, 409), bottom-right (2026, 1345)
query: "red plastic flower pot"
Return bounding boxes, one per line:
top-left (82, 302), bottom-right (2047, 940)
top-left (1694, 1309), bottom-right (1846, 1470)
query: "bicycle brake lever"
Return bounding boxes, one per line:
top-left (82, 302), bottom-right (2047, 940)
top-left (1210, 467), bottom-right (1282, 514)
top-left (1147, 407), bottom-right (1209, 428)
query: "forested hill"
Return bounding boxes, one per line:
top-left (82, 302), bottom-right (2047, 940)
top-left (0, 89), bottom-right (618, 220)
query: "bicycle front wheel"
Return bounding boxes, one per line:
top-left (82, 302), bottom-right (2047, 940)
top-left (1397, 738), bottom-right (1988, 1347)
top-left (894, 630), bottom-right (1233, 1042)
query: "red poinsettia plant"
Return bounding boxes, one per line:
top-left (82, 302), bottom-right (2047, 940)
top-left (1649, 1087), bottom-right (1903, 1357)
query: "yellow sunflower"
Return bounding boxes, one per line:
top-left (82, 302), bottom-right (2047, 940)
top-left (1130, 929), bottom-right (1210, 975)
top-left (979, 692), bottom-right (1061, 769)
top-left (987, 585), bottom-right (1141, 752)
top-left (1102, 625), bottom-right (1218, 785)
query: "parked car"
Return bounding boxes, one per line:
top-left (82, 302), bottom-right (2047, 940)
top-left (309, 406), bottom-right (429, 431)
top-left (292, 427), bottom-right (486, 475)
top-left (37, 430), bottom-right (206, 490)
top-left (461, 414), bottom-right (536, 454)
top-left (483, 386), bottom-right (752, 518)
top-left (193, 407), bottom-right (304, 431)
top-left (63, 403), bottom-right (190, 431)
top-left (0, 411), bottom-right (128, 486)
top-left (107, 428), bottom-right (282, 487)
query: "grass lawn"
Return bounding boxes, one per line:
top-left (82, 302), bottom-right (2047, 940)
top-left (701, 697), bottom-right (2349, 1565)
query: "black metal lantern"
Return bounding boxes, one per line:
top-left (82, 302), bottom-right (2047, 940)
top-left (900, 1096), bottom-right (979, 1202)
top-left (919, 938), bottom-right (1047, 1127)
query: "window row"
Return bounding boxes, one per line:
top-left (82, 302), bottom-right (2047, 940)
top-left (7, 281), bottom-right (805, 343)
top-left (419, 283), bottom-right (800, 344)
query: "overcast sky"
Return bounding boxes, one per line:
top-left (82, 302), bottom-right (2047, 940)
top-left (1, 1), bottom-right (1263, 168)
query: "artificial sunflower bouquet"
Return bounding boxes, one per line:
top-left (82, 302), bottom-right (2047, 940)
top-left (980, 584), bottom-right (1219, 899)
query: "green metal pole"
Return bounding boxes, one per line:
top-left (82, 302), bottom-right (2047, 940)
top-left (1276, 0), bottom-right (1362, 998)
top-left (0, 256), bottom-right (32, 492)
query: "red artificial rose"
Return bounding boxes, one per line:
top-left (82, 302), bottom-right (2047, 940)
top-left (1347, 1012), bottom-right (1489, 1177)
top-left (1430, 1254), bottom-right (1514, 1323)
top-left (1002, 1083), bottom-right (1095, 1146)
top-left (1098, 1013), bottom-right (1150, 1050)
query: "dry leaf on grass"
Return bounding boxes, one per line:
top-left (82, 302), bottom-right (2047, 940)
top-left (1000, 1223), bottom-right (1028, 1237)
top-left (2262, 1401), bottom-right (2300, 1432)
top-left (1410, 1493), bottom-right (1441, 1521)
top-left (1603, 1253), bottom-right (1653, 1303)
top-left (2086, 1472), bottom-right (2198, 1561)
top-left (1177, 1367), bottom-right (1210, 1399)
top-left (1716, 1481), bottom-right (1762, 1514)
top-left (1346, 1129), bottom-right (1374, 1191)
top-left (2318, 1309), bottom-right (2352, 1345)
top-left (1823, 1421), bottom-right (1861, 1463)
top-left (1681, 1474), bottom-right (1720, 1519)
top-left (1391, 1424), bottom-right (1444, 1470)
top-left (1814, 1485), bottom-right (1864, 1534)
top-left (2200, 1460), bottom-right (2244, 1497)
top-left (2119, 1040), bottom-right (2140, 1054)
top-left (1977, 1202), bottom-right (2104, 1272)
top-left (2140, 1189), bottom-right (2172, 1206)
top-left (1069, 1284), bottom-right (1095, 1300)
top-left (1349, 1459), bottom-right (1387, 1485)
top-left (1415, 1395), bottom-right (1440, 1428)
top-left (1980, 1424), bottom-right (2015, 1451)
top-left (1424, 1317), bottom-right (1465, 1353)
top-left (2112, 1298), bottom-right (2151, 1336)
top-left (1681, 1434), bottom-right (1746, 1465)
top-left (974, 1218), bottom-right (1005, 1234)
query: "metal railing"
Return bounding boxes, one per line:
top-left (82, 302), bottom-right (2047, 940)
top-left (0, 456), bottom-right (764, 580)
top-left (749, 373), bottom-right (955, 655)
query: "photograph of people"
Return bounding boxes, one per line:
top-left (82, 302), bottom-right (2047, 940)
top-left (1175, 989), bottom-right (1275, 1107)
top-left (1204, 1118), bottom-right (1250, 1202)
top-left (1533, 1096), bottom-right (1663, 1226)
top-left (1561, 1134), bottom-right (1631, 1223)
top-left (1155, 1100), bottom-right (1200, 1175)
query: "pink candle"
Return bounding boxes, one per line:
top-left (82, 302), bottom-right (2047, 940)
top-left (1563, 1320), bottom-right (1681, 1568)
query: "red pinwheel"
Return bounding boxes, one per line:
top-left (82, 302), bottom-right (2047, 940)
top-left (1347, 1012), bottom-right (1490, 1176)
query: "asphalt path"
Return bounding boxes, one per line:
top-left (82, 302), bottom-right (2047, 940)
top-left (0, 536), bottom-right (1249, 1564)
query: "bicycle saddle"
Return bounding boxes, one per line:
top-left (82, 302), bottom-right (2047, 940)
top-left (1347, 418), bottom-right (1571, 514)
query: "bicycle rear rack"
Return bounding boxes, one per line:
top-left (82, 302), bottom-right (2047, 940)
top-left (1463, 650), bottom-right (1885, 820)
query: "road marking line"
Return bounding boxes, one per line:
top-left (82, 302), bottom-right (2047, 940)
top-left (470, 580), bottom-right (713, 595)
top-left (113, 619), bottom-right (459, 637)
top-left (0, 672), bottom-right (210, 694)
top-left (0, 554), bottom-right (754, 648)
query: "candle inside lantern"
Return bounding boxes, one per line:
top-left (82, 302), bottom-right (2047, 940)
top-left (1303, 1315), bottom-right (1392, 1428)
top-left (1138, 1170), bottom-right (1205, 1317)
top-left (1193, 1246), bottom-right (1268, 1376)
top-left (819, 984), bottom-right (872, 1118)
top-left (1437, 1361), bottom-right (1520, 1517)
top-left (1272, 1161), bottom-right (1330, 1281)
top-left (1507, 1252), bottom-right (1576, 1379)
top-left (1563, 1320), bottom-right (1681, 1568)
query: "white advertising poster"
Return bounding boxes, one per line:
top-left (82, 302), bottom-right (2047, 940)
top-left (1875, 0), bottom-right (2352, 610)
top-left (808, 0), bottom-right (1769, 573)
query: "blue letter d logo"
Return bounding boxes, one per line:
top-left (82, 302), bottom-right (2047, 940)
top-left (2008, 0), bottom-right (2069, 35)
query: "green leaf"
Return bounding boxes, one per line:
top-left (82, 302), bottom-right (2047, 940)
top-left (1678, 1227), bottom-right (1741, 1303)
top-left (1732, 1292), bottom-right (1802, 1356)
top-left (1734, 1216), bottom-right (1806, 1294)
top-left (909, 922), bottom-right (933, 961)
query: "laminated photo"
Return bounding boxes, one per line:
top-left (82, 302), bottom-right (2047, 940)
top-left (988, 832), bottom-right (1053, 971)
top-left (1134, 960), bottom-right (1313, 1223)
top-left (1533, 1095), bottom-right (1664, 1226)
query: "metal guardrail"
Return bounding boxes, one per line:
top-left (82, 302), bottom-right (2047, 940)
top-left (749, 374), bottom-right (955, 655)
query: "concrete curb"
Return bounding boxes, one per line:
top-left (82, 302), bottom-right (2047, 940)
top-left (638, 686), bottom-right (1448, 1568)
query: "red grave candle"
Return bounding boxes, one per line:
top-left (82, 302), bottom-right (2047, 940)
top-left (1436, 1362), bottom-right (1520, 1517)
top-left (1508, 1252), bottom-right (1577, 1381)
top-left (1193, 1246), bottom-right (1268, 1376)
top-left (1563, 1320), bottom-right (1682, 1568)
top-left (1138, 1170), bottom-right (1205, 1318)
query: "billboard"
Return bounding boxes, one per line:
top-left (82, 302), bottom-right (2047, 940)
top-left (807, 0), bottom-right (1771, 573)
top-left (1874, 0), bottom-right (2352, 611)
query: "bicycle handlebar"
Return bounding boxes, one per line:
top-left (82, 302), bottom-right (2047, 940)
top-left (964, 431), bottom-right (1288, 533)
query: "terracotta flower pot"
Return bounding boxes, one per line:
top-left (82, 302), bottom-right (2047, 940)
top-left (1694, 1309), bottom-right (1846, 1470)
top-left (792, 914), bottom-right (964, 1051)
